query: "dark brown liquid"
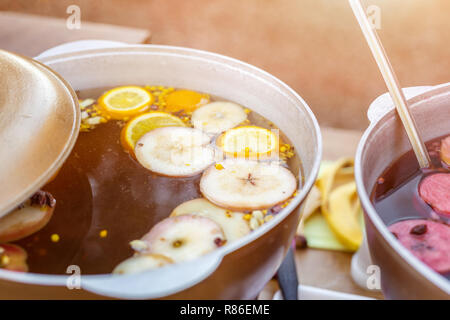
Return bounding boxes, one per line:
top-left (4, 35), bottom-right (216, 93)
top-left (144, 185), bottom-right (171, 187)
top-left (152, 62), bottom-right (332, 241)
top-left (15, 87), bottom-right (302, 275)
top-left (372, 135), bottom-right (449, 225)
top-left (371, 135), bottom-right (449, 280)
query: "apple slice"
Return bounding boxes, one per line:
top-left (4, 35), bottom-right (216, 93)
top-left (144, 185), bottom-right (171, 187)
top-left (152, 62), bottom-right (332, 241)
top-left (200, 159), bottom-right (297, 211)
top-left (419, 173), bottom-right (450, 216)
top-left (141, 215), bottom-right (225, 263)
top-left (0, 191), bottom-right (55, 242)
top-left (191, 101), bottom-right (247, 134)
top-left (113, 253), bottom-right (173, 275)
top-left (134, 127), bottom-right (215, 177)
top-left (389, 219), bottom-right (450, 274)
top-left (170, 198), bottom-right (250, 243)
top-left (0, 243), bottom-right (28, 272)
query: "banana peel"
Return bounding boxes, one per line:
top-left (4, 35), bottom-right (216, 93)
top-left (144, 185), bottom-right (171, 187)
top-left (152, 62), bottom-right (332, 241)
top-left (297, 185), bottom-right (321, 234)
top-left (325, 182), bottom-right (362, 251)
top-left (302, 211), bottom-right (354, 252)
top-left (299, 159), bottom-right (364, 252)
top-left (316, 158), bottom-right (363, 251)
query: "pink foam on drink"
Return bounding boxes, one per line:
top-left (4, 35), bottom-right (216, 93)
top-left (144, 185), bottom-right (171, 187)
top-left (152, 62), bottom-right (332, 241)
top-left (419, 173), bottom-right (450, 216)
top-left (389, 219), bottom-right (450, 274)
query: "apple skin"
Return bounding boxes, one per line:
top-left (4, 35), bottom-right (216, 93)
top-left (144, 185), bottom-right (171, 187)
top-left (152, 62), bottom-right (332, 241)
top-left (0, 205), bottom-right (55, 243)
top-left (0, 243), bottom-right (28, 272)
top-left (0, 191), bottom-right (56, 243)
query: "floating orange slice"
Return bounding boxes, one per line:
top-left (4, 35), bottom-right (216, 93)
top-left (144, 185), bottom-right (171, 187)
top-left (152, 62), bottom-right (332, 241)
top-left (216, 126), bottom-right (279, 159)
top-left (99, 86), bottom-right (153, 120)
top-left (120, 112), bottom-right (186, 154)
top-left (164, 89), bottom-right (209, 113)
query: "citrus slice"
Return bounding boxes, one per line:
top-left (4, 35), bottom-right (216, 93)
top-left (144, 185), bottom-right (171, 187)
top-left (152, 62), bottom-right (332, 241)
top-left (99, 86), bottom-right (153, 119)
top-left (121, 112), bottom-right (186, 153)
top-left (164, 89), bottom-right (209, 113)
top-left (216, 126), bottom-right (279, 159)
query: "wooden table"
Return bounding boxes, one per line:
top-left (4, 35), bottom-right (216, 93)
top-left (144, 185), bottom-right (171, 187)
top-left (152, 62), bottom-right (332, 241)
top-left (0, 12), bottom-right (383, 299)
top-left (260, 127), bottom-right (384, 300)
top-left (298, 128), bottom-right (384, 299)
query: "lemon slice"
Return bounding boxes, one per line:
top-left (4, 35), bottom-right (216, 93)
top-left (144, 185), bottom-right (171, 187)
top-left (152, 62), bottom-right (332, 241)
top-left (164, 89), bottom-right (209, 113)
top-left (99, 86), bottom-right (154, 119)
top-left (216, 126), bottom-right (279, 159)
top-left (121, 112), bottom-right (186, 153)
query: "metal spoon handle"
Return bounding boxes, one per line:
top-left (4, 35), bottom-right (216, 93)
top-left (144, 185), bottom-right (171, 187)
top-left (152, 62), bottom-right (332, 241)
top-left (277, 247), bottom-right (299, 300)
top-left (349, 0), bottom-right (431, 169)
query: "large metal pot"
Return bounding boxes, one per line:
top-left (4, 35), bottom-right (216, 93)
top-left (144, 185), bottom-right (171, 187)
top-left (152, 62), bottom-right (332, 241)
top-left (0, 42), bottom-right (322, 299)
top-left (355, 83), bottom-right (450, 299)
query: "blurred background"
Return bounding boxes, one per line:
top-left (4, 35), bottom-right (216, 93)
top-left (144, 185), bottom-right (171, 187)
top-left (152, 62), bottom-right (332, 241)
top-left (0, 0), bottom-right (449, 130)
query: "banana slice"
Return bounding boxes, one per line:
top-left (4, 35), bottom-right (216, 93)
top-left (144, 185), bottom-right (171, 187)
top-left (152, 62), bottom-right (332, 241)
top-left (142, 215), bottom-right (226, 263)
top-left (135, 127), bottom-right (215, 177)
top-left (200, 159), bottom-right (297, 211)
top-left (191, 101), bottom-right (247, 134)
top-left (170, 198), bottom-right (250, 243)
top-left (113, 253), bottom-right (173, 275)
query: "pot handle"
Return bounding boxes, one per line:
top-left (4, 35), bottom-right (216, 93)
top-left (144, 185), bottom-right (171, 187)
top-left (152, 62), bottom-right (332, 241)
top-left (35, 40), bottom-right (130, 60)
top-left (367, 86), bottom-right (434, 123)
top-left (81, 250), bottom-right (223, 299)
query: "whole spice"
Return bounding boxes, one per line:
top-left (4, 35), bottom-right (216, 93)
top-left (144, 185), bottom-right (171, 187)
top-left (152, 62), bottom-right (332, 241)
top-left (50, 234), bottom-right (60, 243)
top-left (252, 210), bottom-right (264, 222)
top-left (295, 235), bottom-right (308, 249)
top-left (249, 217), bottom-right (260, 230)
top-left (30, 190), bottom-right (56, 208)
top-left (214, 238), bottom-right (226, 247)
top-left (410, 224), bottom-right (428, 235)
top-left (271, 204), bottom-right (283, 214)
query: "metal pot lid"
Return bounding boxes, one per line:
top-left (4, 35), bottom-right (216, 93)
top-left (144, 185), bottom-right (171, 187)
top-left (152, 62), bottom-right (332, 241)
top-left (0, 50), bottom-right (80, 217)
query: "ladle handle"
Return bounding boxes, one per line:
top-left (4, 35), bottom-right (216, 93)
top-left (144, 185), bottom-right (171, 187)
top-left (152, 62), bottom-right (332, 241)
top-left (349, 0), bottom-right (431, 169)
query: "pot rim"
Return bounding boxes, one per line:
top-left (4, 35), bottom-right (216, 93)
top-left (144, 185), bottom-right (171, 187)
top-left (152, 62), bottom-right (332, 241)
top-left (0, 44), bottom-right (322, 289)
top-left (355, 84), bottom-right (450, 295)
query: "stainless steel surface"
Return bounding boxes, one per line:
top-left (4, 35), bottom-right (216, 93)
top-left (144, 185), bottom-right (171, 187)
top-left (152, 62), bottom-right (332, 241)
top-left (355, 84), bottom-right (450, 299)
top-left (0, 44), bottom-right (322, 299)
top-left (0, 50), bottom-right (80, 217)
top-left (277, 247), bottom-right (299, 300)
